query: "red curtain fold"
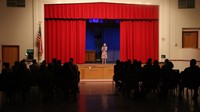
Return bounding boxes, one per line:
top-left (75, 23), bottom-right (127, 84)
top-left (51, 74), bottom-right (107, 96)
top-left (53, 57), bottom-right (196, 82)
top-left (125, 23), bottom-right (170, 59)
top-left (44, 3), bottom-right (158, 19)
top-left (120, 20), bottom-right (158, 63)
top-left (45, 20), bottom-right (86, 64)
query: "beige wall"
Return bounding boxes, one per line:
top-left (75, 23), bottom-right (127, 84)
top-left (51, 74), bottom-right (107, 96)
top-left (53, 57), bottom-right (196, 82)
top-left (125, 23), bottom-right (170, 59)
top-left (168, 0), bottom-right (200, 71)
top-left (0, 0), bottom-right (34, 70)
top-left (0, 0), bottom-right (200, 71)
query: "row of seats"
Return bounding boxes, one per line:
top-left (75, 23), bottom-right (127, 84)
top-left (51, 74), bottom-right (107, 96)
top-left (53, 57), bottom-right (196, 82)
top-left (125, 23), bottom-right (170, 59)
top-left (113, 58), bottom-right (200, 101)
top-left (0, 58), bottom-right (80, 104)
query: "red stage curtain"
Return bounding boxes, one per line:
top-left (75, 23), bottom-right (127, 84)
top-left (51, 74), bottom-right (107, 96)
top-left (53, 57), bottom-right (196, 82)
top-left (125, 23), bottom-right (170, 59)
top-left (45, 20), bottom-right (86, 64)
top-left (120, 20), bottom-right (158, 63)
top-left (45, 3), bottom-right (158, 19)
top-left (44, 3), bottom-right (159, 64)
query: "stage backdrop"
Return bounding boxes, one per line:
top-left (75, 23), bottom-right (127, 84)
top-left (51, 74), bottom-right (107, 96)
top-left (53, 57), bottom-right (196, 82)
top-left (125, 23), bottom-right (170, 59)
top-left (45, 2), bottom-right (159, 64)
top-left (86, 23), bottom-right (120, 63)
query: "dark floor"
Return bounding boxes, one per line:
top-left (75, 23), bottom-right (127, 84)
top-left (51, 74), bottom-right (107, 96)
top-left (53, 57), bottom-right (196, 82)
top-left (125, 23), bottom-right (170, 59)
top-left (1, 81), bottom-right (200, 112)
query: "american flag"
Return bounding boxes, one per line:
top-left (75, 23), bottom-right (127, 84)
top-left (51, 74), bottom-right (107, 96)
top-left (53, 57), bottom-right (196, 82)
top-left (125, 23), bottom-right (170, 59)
top-left (37, 25), bottom-right (43, 56)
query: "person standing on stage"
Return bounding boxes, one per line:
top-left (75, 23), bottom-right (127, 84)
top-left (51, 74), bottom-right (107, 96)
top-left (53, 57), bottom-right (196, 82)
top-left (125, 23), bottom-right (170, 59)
top-left (101, 43), bottom-right (108, 64)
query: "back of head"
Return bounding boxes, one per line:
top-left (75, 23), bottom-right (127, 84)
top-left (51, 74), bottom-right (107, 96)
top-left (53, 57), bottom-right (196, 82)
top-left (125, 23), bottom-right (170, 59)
top-left (168, 62), bottom-right (174, 69)
top-left (190, 59), bottom-right (197, 66)
top-left (3, 62), bottom-right (10, 68)
top-left (116, 60), bottom-right (120, 65)
top-left (146, 58), bottom-right (152, 65)
top-left (69, 58), bottom-right (74, 64)
top-left (164, 59), bottom-right (169, 64)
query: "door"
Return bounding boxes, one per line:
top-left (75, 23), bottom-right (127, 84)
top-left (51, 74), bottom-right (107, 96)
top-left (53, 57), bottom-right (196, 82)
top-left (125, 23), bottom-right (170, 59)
top-left (182, 31), bottom-right (198, 48)
top-left (2, 45), bottom-right (19, 68)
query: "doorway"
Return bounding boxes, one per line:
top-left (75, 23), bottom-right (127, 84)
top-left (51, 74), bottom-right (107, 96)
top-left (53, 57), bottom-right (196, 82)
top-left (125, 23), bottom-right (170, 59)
top-left (86, 19), bottom-right (120, 63)
top-left (2, 45), bottom-right (19, 68)
top-left (182, 31), bottom-right (198, 48)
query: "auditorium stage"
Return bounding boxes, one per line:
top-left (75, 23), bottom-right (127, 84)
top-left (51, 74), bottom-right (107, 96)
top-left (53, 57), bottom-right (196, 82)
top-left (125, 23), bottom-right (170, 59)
top-left (77, 63), bottom-right (114, 81)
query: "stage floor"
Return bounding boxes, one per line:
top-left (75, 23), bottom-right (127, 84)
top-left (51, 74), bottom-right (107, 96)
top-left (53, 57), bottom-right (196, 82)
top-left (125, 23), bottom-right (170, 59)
top-left (77, 63), bottom-right (114, 81)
